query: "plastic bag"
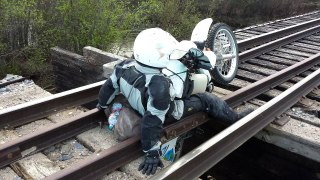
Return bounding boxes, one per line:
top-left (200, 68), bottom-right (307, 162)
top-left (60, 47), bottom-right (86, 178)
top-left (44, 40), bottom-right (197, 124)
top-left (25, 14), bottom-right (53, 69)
top-left (104, 95), bottom-right (141, 141)
top-left (114, 106), bottom-right (141, 141)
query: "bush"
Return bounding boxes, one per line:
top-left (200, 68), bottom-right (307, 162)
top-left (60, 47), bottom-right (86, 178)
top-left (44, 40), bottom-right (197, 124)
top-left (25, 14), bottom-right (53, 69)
top-left (204, 0), bottom-right (320, 27)
top-left (0, 0), bottom-right (319, 89)
top-left (142, 0), bottom-right (201, 40)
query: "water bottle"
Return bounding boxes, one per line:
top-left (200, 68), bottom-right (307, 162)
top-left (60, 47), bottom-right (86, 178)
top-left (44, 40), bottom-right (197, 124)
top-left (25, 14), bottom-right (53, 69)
top-left (108, 103), bottom-right (122, 130)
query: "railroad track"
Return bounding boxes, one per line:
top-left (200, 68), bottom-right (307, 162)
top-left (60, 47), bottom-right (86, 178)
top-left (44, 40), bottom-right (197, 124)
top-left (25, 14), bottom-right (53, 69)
top-left (0, 12), bottom-right (320, 179)
top-left (234, 11), bottom-right (320, 41)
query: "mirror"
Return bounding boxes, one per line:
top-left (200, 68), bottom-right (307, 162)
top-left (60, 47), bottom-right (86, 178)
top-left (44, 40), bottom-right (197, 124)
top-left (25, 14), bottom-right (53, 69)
top-left (189, 48), bottom-right (204, 58)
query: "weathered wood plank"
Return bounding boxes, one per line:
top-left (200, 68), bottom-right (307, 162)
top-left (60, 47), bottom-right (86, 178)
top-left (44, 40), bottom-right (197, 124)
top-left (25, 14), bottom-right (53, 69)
top-left (83, 46), bottom-right (125, 65)
top-left (286, 108), bottom-right (320, 127)
top-left (0, 167), bottom-right (21, 180)
top-left (258, 54), bottom-right (297, 66)
top-left (247, 58), bottom-right (288, 71)
top-left (304, 36), bottom-right (320, 43)
top-left (267, 24), bottom-right (286, 28)
top-left (267, 51), bottom-right (304, 61)
top-left (251, 26), bottom-right (276, 33)
top-left (11, 153), bottom-right (60, 179)
top-left (290, 42), bottom-right (320, 51)
top-left (280, 20), bottom-right (297, 25)
top-left (51, 47), bottom-right (123, 92)
top-left (299, 39), bottom-right (320, 46)
top-left (276, 22), bottom-right (295, 26)
top-left (309, 35), bottom-right (320, 40)
top-left (239, 63), bottom-right (278, 76)
top-left (284, 45), bottom-right (319, 54)
top-left (276, 48), bottom-right (312, 57)
top-left (236, 69), bottom-right (302, 92)
top-left (235, 34), bottom-right (247, 41)
top-left (242, 30), bottom-right (263, 35)
top-left (235, 32), bottom-right (254, 38)
top-left (236, 69), bottom-right (265, 82)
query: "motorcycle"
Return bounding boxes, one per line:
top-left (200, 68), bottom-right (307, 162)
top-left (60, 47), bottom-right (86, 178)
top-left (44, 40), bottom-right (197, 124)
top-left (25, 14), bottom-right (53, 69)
top-left (161, 18), bottom-right (239, 162)
top-left (163, 18), bottom-right (239, 98)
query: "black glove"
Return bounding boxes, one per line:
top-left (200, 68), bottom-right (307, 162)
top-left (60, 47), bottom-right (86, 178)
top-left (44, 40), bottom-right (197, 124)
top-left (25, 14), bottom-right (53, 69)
top-left (96, 103), bottom-right (111, 116)
top-left (96, 103), bottom-right (110, 128)
top-left (138, 149), bottom-right (164, 175)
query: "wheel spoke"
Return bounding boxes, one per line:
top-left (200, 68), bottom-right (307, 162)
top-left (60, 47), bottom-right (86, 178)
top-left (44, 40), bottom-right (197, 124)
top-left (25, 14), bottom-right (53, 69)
top-left (209, 24), bottom-right (238, 82)
top-left (214, 29), bottom-right (237, 78)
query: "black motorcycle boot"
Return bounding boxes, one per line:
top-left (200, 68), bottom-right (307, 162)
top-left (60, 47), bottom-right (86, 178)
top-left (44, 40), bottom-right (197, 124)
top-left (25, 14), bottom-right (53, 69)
top-left (196, 92), bottom-right (242, 124)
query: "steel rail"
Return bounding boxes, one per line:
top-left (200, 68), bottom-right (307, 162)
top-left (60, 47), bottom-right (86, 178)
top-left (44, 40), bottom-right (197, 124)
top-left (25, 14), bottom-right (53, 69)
top-left (0, 106), bottom-right (207, 170)
top-left (45, 136), bottom-right (143, 180)
top-left (45, 58), bottom-right (320, 179)
top-left (0, 77), bottom-right (27, 88)
top-left (151, 68), bottom-right (320, 180)
top-left (237, 18), bottom-right (320, 51)
top-left (1, 19), bottom-right (318, 129)
top-left (45, 113), bottom-right (209, 180)
top-left (239, 25), bottom-right (320, 62)
top-left (0, 81), bottom-right (104, 129)
top-left (234, 11), bottom-right (319, 33)
top-left (226, 53), bottom-right (320, 107)
top-left (0, 109), bottom-right (103, 168)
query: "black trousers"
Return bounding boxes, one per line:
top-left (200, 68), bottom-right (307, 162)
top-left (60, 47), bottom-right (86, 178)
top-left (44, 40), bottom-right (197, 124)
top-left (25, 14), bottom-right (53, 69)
top-left (181, 92), bottom-right (239, 124)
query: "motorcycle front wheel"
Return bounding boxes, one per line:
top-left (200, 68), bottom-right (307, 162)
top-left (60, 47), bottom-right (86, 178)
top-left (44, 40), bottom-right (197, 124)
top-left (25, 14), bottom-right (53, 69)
top-left (205, 23), bottom-right (239, 84)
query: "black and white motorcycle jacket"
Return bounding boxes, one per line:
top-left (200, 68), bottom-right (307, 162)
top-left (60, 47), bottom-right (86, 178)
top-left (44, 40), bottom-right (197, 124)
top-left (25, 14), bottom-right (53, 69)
top-left (98, 59), bottom-right (183, 152)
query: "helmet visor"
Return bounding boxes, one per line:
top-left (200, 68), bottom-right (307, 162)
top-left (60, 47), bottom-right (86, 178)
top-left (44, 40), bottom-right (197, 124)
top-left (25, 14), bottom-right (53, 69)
top-left (169, 49), bottom-right (188, 60)
top-left (169, 40), bottom-right (198, 60)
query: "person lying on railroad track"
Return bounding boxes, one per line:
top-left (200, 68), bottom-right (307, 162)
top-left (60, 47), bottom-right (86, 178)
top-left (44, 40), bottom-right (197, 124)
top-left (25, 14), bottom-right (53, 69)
top-left (97, 28), bottom-right (253, 176)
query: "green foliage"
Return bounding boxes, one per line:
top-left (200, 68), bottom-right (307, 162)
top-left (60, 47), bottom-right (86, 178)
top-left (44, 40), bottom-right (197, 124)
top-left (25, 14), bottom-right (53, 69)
top-left (34, 0), bottom-right (133, 53)
top-left (144, 0), bottom-right (201, 40)
top-left (0, 0), bottom-right (319, 90)
top-left (206, 0), bottom-right (320, 27)
top-left (0, 43), bottom-right (8, 54)
top-left (0, 0), bottom-right (146, 88)
top-left (131, 0), bottom-right (200, 40)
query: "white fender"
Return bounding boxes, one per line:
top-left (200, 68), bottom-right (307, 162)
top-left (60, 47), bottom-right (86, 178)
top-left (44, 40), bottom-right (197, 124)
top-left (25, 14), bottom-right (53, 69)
top-left (191, 18), bottom-right (213, 42)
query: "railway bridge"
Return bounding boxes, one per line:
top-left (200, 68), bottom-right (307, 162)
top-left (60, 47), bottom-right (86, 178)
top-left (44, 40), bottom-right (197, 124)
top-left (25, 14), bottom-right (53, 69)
top-left (0, 11), bottom-right (320, 179)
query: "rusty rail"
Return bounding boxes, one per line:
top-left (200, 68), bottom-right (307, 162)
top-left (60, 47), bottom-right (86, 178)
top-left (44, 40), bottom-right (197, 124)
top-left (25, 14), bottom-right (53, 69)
top-left (45, 136), bottom-right (142, 180)
top-left (0, 81), bottom-right (104, 129)
top-left (0, 109), bottom-right (103, 168)
top-left (152, 67), bottom-right (320, 180)
top-left (237, 18), bottom-right (320, 51)
top-left (226, 53), bottom-right (320, 107)
top-left (234, 11), bottom-right (319, 33)
top-left (239, 24), bottom-right (320, 62)
top-left (45, 113), bottom-right (210, 180)
top-left (0, 77), bottom-right (27, 88)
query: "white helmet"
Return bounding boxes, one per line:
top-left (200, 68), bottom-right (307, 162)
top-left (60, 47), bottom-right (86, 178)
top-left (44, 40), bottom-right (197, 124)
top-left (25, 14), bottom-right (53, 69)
top-left (133, 28), bottom-right (178, 68)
